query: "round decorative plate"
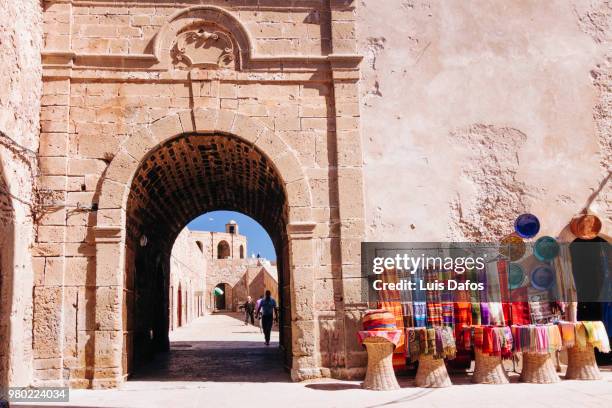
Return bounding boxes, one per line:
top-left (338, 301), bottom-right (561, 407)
top-left (533, 236), bottom-right (560, 261)
top-left (530, 265), bottom-right (555, 291)
top-left (500, 233), bottom-right (526, 261)
top-left (570, 214), bottom-right (602, 240)
top-left (508, 263), bottom-right (526, 290)
top-left (514, 213), bottom-right (540, 239)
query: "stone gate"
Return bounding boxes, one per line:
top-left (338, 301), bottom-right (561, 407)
top-left (35, 0), bottom-right (365, 388)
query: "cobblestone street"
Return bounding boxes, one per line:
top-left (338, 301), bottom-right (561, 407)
top-left (12, 313), bottom-right (612, 408)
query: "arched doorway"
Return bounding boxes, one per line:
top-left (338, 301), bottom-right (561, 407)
top-left (570, 236), bottom-right (611, 364)
top-left (119, 132), bottom-right (295, 377)
top-left (217, 241), bottom-right (230, 259)
top-left (214, 283), bottom-right (228, 310)
top-left (94, 109), bottom-right (321, 387)
top-left (177, 283), bottom-right (183, 327)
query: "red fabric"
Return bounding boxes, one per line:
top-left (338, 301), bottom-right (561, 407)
top-left (502, 302), bottom-right (512, 325)
top-left (453, 302), bottom-right (472, 345)
top-left (358, 330), bottom-right (403, 346)
top-left (511, 302), bottom-right (531, 325)
top-left (377, 268), bottom-right (406, 371)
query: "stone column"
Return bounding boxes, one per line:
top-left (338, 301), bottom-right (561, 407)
top-left (329, 0), bottom-right (367, 378)
top-left (92, 226), bottom-right (125, 389)
top-left (287, 221), bottom-right (322, 381)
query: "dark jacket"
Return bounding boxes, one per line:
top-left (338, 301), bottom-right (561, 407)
top-left (243, 300), bottom-right (255, 313)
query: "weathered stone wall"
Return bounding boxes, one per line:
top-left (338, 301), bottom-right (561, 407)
top-left (358, 0), bottom-right (611, 241)
top-left (169, 228), bottom-right (207, 330)
top-left (0, 0), bottom-right (42, 388)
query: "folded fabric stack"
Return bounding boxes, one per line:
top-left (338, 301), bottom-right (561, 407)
top-left (406, 326), bottom-right (456, 362)
top-left (362, 309), bottom-right (397, 331)
top-left (511, 324), bottom-right (562, 354)
top-left (461, 326), bottom-right (513, 358)
top-left (557, 321), bottom-right (611, 353)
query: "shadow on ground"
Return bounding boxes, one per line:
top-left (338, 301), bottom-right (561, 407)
top-left (130, 341), bottom-right (289, 383)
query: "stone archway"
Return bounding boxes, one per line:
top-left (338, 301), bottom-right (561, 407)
top-left (93, 110), bottom-right (318, 387)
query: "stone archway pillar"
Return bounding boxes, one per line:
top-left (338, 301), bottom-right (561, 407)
top-left (92, 225), bottom-right (125, 389)
top-left (287, 221), bottom-right (321, 381)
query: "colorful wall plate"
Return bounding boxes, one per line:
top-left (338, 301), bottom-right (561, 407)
top-left (508, 263), bottom-right (526, 289)
top-left (514, 213), bottom-right (540, 238)
top-left (533, 236), bottom-right (560, 261)
top-left (530, 265), bottom-right (555, 291)
top-left (500, 233), bottom-right (526, 261)
top-left (570, 214), bottom-right (602, 240)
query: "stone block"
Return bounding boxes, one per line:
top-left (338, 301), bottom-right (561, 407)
top-left (33, 287), bottom-right (63, 358)
top-left (39, 132), bottom-right (68, 156)
top-left (193, 107), bottom-right (219, 132)
top-left (37, 226), bottom-right (65, 243)
top-left (275, 152), bottom-right (304, 184)
top-left (95, 286), bottom-right (123, 331)
top-left (255, 128), bottom-right (288, 160)
top-left (151, 114), bottom-right (183, 141)
top-left (39, 157), bottom-right (67, 175)
top-left (95, 243), bottom-right (124, 286)
top-left (106, 150), bottom-right (138, 185)
top-left (68, 158), bottom-right (107, 176)
top-left (99, 180), bottom-right (126, 210)
top-left (65, 257), bottom-right (95, 286)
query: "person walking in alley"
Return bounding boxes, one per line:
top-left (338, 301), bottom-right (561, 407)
top-left (256, 290), bottom-right (278, 345)
top-left (243, 295), bottom-right (255, 326)
top-left (255, 294), bottom-right (264, 332)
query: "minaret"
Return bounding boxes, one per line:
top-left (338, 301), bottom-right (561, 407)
top-left (225, 220), bottom-right (238, 234)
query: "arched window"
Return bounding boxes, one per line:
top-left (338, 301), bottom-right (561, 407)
top-left (217, 240), bottom-right (230, 259)
top-left (239, 245), bottom-right (244, 259)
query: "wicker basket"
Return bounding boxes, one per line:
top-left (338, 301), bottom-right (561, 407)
top-left (472, 350), bottom-right (509, 384)
top-left (565, 345), bottom-right (602, 380)
top-left (520, 352), bottom-right (560, 383)
top-left (362, 337), bottom-right (400, 390)
top-left (416, 354), bottom-right (452, 388)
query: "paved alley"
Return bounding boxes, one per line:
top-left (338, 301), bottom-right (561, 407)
top-left (13, 314), bottom-right (612, 408)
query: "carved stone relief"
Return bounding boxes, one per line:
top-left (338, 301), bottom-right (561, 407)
top-left (171, 25), bottom-right (236, 69)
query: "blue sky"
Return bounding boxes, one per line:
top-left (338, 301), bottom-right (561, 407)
top-left (187, 210), bottom-right (276, 260)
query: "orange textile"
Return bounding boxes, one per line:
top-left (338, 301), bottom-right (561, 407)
top-left (377, 268), bottom-right (406, 371)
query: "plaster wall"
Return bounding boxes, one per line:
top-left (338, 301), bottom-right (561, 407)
top-left (358, 0), bottom-right (611, 242)
top-left (0, 0), bottom-right (42, 388)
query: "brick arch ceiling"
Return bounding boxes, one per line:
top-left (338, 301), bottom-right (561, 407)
top-left (126, 133), bottom-right (287, 248)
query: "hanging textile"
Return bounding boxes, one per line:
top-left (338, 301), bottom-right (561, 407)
top-left (510, 286), bottom-right (531, 325)
top-left (557, 321), bottom-right (610, 353)
top-left (440, 268), bottom-right (454, 328)
top-left (478, 265), bottom-right (490, 325)
top-left (511, 324), bottom-right (562, 354)
top-left (468, 267), bottom-right (482, 325)
top-left (462, 326), bottom-right (513, 359)
top-left (529, 301), bottom-right (560, 324)
top-left (413, 266), bottom-right (427, 327)
top-left (377, 267), bottom-right (406, 370)
top-left (400, 269), bottom-right (414, 328)
top-left (485, 261), bottom-right (506, 326)
top-left (425, 268), bottom-right (443, 327)
top-left (406, 326), bottom-right (456, 362)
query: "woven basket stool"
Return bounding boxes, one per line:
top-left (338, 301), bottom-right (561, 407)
top-left (565, 345), bottom-right (602, 380)
top-left (416, 354), bottom-right (452, 388)
top-left (520, 352), bottom-right (560, 383)
top-left (362, 337), bottom-right (400, 391)
top-left (472, 350), bottom-right (509, 384)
